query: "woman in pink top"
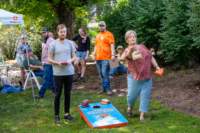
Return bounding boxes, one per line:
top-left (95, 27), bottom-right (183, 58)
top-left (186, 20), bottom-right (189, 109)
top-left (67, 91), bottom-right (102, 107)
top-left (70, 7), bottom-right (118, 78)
top-left (120, 30), bottom-right (160, 121)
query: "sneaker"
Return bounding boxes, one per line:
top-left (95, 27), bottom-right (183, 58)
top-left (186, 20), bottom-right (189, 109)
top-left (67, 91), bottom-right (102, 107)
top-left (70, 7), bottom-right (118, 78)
top-left (77, 73), bottom-right (81, 78)
top-left (64, 114), bottom-right (74, 121)
top-left (34, 95), bottom-right (44, 100)
top-left (109, 76), bottom-right (114, 79)
top-left (55, 115), bottom-right (61, 125)
top-left (127, 107), bottom-right (133, 117)
top-left (107, 90), bottom-right (113, 96)
top-left (80, 77), bottom-right (85, 82)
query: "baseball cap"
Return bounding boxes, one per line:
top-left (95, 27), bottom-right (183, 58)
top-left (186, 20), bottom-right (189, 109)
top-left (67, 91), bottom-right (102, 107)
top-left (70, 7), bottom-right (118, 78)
top-left (41, 27), bottom-right (48, 33)
top-left (98, 21), bottom-right (106, 26)
top-left (117, 45), bottom-right (124, 50)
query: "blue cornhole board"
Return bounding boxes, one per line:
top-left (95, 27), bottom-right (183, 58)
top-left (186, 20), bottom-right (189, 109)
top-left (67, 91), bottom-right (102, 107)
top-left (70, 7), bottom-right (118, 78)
top-left (79, 102), bottom-right (128, 128)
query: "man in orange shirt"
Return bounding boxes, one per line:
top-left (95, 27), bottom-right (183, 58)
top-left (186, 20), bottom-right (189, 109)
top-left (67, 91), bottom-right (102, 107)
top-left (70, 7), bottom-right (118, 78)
top-left (93, 21), bottom-right (115, 95)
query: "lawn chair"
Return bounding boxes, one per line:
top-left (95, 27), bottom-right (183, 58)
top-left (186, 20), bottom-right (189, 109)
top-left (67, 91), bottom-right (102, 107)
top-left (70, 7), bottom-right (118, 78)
top-left (23, 69), bottom-right (41, 95)
top-left (22, 50), bottom-right (41, 102)
top-left (0, 56), bottom-right (5, 65)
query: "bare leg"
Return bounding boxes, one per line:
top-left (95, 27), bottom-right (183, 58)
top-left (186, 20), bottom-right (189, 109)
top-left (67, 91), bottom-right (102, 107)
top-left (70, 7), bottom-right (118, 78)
top-left (80, 60), bottom-right (86, 78)
top-left (76, 62), bottom-right (81, 76)
top-left (140, 112), bottom-right (145, 121)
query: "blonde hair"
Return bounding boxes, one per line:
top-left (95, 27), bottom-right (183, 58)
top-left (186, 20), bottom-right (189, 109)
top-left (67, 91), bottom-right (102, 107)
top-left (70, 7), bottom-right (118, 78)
top-left (125, 30), bottom-right (137, 43)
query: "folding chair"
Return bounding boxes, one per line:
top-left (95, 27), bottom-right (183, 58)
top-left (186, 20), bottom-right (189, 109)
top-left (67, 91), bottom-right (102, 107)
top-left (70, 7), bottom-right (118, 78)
top-left (22, 50), bottom-right (41, 102)
top-left (0, 56), bottom-right (5, 64)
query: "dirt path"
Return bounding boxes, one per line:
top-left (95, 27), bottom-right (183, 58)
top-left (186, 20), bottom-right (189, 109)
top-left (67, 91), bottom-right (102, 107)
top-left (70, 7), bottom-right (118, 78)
top-left (153, 68), bottom-right (200, 117)
top-left (74, 64), bottom-right (200, 117)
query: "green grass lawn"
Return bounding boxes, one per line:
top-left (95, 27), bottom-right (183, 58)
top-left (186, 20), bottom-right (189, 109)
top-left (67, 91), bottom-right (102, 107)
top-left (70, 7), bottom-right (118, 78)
top-left (0, 89), bottom-right (200, 133)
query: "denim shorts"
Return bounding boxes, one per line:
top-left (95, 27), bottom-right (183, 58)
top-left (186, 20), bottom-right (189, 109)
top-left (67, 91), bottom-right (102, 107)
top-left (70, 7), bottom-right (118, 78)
top-left (76, 51), bottom-right (87, 60)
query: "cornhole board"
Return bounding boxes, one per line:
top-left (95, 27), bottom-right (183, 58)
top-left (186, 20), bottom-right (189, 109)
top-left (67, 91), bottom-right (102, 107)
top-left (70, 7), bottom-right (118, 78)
top-left (79, 102), bottom-right (128, 128)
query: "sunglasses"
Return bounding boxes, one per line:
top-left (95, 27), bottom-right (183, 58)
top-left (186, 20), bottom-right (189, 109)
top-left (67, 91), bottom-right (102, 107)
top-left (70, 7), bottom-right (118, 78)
top-left (99, 25), bottom-right (105, 27)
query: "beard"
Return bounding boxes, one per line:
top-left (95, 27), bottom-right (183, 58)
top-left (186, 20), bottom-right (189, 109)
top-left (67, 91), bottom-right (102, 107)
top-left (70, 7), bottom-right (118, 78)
top-left (100, 28), bottom-right (106, 32)
top-left (59, 35), bottom-right (66, 40)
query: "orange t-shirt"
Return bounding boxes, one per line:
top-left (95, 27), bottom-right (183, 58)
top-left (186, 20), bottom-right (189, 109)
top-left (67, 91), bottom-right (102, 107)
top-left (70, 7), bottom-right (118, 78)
top-left (95, 31), bottom-right (115, 60)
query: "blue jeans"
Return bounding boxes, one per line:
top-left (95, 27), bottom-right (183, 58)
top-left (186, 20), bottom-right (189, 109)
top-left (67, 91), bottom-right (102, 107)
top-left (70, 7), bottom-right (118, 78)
top-left (127, 74), bottom-right (152, 112)
top-left (39, 64), bottom-right (54, 97)
top-left (96, 60), bottom-right (111, 92)
top-left (33, 69), bottom-right (44, 77)
top-left (110, 64), bottom-right (127, 76)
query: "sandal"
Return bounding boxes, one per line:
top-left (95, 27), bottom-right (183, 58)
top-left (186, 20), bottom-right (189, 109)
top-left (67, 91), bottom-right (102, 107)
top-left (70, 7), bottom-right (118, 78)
top-left (127, 107), bottom-right (133, 117)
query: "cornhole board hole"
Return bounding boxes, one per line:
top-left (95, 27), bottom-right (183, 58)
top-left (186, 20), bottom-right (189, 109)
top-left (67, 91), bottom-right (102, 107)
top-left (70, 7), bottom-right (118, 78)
top-left (79, 102), bottom-right (128, 128)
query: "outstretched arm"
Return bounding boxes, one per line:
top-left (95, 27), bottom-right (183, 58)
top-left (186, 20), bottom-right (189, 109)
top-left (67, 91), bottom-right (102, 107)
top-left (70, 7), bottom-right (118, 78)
top-left (152, 57), bottom-right (160, 70)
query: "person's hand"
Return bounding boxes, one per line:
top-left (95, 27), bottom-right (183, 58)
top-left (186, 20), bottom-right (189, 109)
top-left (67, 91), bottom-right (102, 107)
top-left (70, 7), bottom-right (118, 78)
top-left (74, 58), bottom-right (80, 65)
top-left (56, 61), bottom-right (62, 66)
top-left (29, 64), bottom-right (33, 68)
top-left (40, 66), bottom-right (43, 70)
top-left (62, 61), bottom-right (70, 65)
top-left (126, 47), bottom-right (134, 58)
top-left (155, 66), bottom-right (160, 70)
top-left (90, 52), bottom-right (95, 61)
top-left (57, 61), bottom-right (68, 66)
top-left (154, 68), bottom-right (164, 77)
top-left (85, 54), bottom-right (89, 61)
top-left (132, 50), bottom-right (142, 60)
top-left (111, 55), bottom-right (116, 60)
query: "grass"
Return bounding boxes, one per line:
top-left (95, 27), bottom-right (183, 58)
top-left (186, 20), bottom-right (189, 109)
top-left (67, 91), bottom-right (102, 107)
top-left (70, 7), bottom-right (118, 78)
top-left (0, 89), bottom-right (200, 133)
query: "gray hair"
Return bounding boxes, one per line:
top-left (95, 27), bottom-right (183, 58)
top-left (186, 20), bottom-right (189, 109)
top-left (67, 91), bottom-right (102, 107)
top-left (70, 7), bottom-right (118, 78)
top-left (125, 30), bottom-right (137, 43)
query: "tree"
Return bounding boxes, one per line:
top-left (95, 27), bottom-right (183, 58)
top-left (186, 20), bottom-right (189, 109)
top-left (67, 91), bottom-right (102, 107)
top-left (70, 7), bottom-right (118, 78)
top-left (103, 0), bottom-right (164, 51)
top-left (103, 0), bottom-right (129, 46)
top-left (47, 0), bottom-right (82, 38)
top-left (160, 0), bottom-right (192, 66)
top-left (0, 0), bottom-right (104, 38)
top-left (127, 0), bottom-right (164, 51)
top-left (187, 0), bottom-right (200, 63)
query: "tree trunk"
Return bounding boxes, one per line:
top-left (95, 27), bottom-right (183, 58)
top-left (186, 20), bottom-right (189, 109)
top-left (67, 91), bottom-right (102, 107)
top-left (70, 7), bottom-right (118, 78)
top-left (54, 3), bottom-right (75, 39)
